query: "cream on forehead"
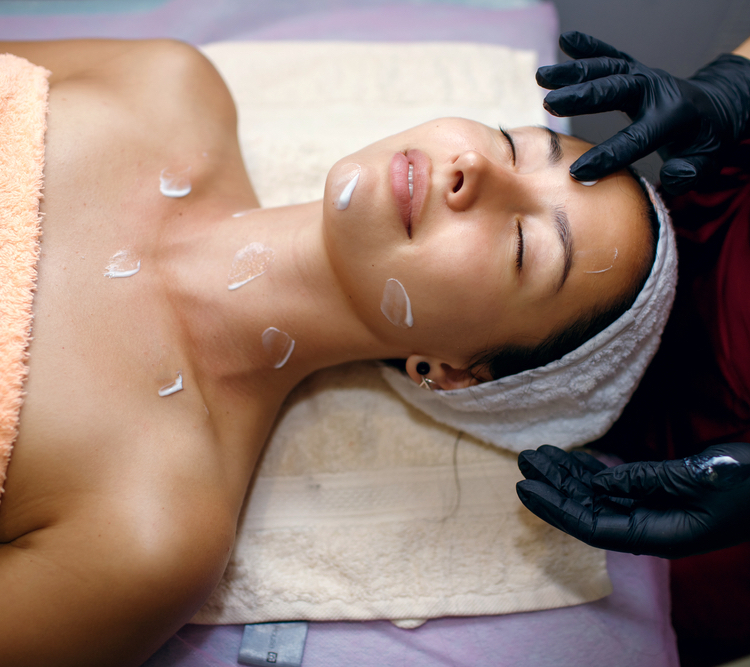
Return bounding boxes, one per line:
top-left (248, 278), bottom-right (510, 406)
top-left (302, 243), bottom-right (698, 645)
top-left (160, 167), bottom-right (192, 198)
top-left (577, 248), bottom-right (619, 274)
top-left (569, 172), bottom-right (598, 187)
top-left (262, 327), bottom-right (295, 369)
top-left (331, 163), bottom-right (361, 211)
top-left (381, 278), bottom-right (414, 328)
top-left (228, 242), bottom-right (274, 291)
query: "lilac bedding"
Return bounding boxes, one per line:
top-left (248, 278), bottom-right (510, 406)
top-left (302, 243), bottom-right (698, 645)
top-left (143, 552), bottom-right (678, 667)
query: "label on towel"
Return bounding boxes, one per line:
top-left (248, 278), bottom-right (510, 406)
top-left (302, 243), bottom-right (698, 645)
top-left (238, 622), bottom-right (309, 667)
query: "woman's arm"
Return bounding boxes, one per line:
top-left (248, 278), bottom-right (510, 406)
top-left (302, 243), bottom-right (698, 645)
top-left (0, 501), bottom-right (232, 667)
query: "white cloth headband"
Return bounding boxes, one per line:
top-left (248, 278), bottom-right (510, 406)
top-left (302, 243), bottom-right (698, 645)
top-left (382, 179), bottom-right (677, 452)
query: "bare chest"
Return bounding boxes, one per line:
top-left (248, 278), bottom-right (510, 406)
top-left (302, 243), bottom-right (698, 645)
top-left (0, 77), bottom-right (259, 542)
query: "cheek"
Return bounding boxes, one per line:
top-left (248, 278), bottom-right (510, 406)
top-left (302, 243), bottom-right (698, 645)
top-left (407, 238), bottom-right (504, 334)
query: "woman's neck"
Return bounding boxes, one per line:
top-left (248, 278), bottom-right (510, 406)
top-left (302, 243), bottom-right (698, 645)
top-left (164, 200), bottom-right (398, 407)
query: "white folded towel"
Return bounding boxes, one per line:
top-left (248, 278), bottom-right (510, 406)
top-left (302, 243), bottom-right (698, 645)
top-left (194, 362), bottom-right (611, 625)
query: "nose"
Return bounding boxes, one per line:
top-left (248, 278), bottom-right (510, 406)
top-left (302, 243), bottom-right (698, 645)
top-left (445, 150), bottom-right (497, 212)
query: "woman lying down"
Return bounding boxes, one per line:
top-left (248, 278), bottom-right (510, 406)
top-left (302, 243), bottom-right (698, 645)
top-left (0, 39), bottom-right (675, 666)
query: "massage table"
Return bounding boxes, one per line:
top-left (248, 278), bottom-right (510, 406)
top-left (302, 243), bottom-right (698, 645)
top-left (0, 3), bottom-right (678, 666)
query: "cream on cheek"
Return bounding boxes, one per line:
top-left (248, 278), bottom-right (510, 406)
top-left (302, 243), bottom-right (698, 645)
top-left (380, 278), bottom-right (414, 329)
top-left (330, 163), bottom-right (361, 211)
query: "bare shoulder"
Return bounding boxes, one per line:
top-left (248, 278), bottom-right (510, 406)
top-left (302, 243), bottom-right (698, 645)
top-left (0, 495), bottom-right (235, 667)
top-left (0, 39), bottom-right (236, 125)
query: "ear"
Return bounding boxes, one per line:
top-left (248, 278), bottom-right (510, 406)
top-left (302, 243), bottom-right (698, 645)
top-left (405, 354), bottom-right (482, 391)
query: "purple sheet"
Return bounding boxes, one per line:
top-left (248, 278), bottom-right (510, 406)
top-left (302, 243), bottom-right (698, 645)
top-left (143, 551), bottom-right (678, 667)
top-left (0, 0), bottom-right (557, 63)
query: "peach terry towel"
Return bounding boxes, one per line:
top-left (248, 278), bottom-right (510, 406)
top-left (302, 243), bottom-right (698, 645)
top-left (0, 54), bottom-right (49, 504)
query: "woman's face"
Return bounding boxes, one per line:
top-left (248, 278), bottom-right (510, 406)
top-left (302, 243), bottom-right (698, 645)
top-left (323, 118), bottom-right (651, 381)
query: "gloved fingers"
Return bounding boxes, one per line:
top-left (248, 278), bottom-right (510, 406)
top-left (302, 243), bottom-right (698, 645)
top-left (516, 479), bottom-right (596, 544)
top-left (591, 459), bottom-right (697, 499)
top-left (659, 154), bottom-right (719, 195)
top-left (558, 31), bottom-right (633, 62)
top-left (593, 506), bottom-right (722, 558)
top-left (536, 56), bottom-right (632, 90)
top-left (542, 74), bottom-right (643, 118)
top-left (518, 480), bottom-right (697, 557)
top-left (568, 119), bottom-right (662, 181)
top-left (518, 446), bottom-right (597, 503)
top-left (569, 449), bottom-right (609, 474)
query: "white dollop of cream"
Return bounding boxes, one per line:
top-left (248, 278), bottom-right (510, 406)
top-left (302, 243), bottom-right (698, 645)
top-left (331, 163), bottom-right (362, 211)
top-left (158, 372), bottom-right (183, 397)
top-left (580, 180), bottom-right (598, 187)
top-left (160, 167), bottom-right (192, 198)
top-left (228, 242), bottom-right (275, 291)
top-left (262, 327), bottom-right (295, 369)
top-left (380, 278), bottom-right (414, 328)
top-left (703, 455), bottom-right (740, 468)
top-left (104, 249), bottom-right (141, 278)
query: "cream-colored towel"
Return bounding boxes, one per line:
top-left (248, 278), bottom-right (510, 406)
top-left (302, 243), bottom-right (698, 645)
top-left (194, 41), bottom-right (610, 626)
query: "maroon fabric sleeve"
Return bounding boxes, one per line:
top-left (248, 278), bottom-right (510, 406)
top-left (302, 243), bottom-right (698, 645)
top-left (594, 140), bottom-right (750, 463)
top-left (592, 140), bottom-right (750, 667)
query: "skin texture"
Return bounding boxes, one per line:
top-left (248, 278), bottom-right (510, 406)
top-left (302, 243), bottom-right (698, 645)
top-left (0, 39), bottom-right (651, 666)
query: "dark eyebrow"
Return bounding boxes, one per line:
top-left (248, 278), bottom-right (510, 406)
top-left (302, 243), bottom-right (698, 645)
top-left (543, 126), bottom-right (564, 165)
top-left (553, 207), bottom-right (574, 292)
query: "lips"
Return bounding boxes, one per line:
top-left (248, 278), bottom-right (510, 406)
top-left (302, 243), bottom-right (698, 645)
top-left (390, 149), bottom-right (430, 237)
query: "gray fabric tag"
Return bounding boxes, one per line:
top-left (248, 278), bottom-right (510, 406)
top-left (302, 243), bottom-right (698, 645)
top-left (238, 622), bottom-right (309, 667)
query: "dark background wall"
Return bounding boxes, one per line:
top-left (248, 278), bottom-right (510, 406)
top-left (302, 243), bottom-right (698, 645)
top-left (549, 0), bottom-right (750, 180)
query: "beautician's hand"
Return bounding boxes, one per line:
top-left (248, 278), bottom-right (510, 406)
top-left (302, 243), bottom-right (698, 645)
top-left (516, 443), bottom-right (750, 559)
top-left (536, 31), bottom-right (750, 194)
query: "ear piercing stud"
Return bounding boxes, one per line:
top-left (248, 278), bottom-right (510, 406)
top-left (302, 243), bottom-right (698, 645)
top-left (416, 361), bottom-right (437, 390)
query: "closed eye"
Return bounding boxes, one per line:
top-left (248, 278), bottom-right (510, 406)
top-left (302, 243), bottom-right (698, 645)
top-left (516, 219), bottom-right (524, 271)
top-left (499, 126), bottom-right (516, 165)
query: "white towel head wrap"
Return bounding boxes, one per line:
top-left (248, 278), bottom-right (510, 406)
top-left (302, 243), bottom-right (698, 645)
top-left (382, 178), bottom-right (677, 452)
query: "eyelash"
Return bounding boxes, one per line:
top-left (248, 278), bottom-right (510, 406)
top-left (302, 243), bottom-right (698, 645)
top-left (515, 219), bottom-right (524, 271)
top-left (499, 126), bottom-right (516, 165)
top-left (499, 126), bottom-right (522, 270)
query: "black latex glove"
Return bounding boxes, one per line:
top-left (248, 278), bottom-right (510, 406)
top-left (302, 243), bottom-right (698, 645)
top-left (516, 443), bottom-right (750, 559)
top-left (536, 31), bottom-right (750, 194)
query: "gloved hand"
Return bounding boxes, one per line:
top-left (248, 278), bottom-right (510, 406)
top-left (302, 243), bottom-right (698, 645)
top-left (536, 31), bottom-right (750, 194)
top-left (516, 443), bottom-right (750, 559)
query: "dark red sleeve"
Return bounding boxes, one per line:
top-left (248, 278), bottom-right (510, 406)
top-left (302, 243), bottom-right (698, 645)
top-left (591, 143), bottom-right (750, 663)
top-left (667, 140), bottom-right (750, 427)
top-left (594, 140), bottom-right (750, 462)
